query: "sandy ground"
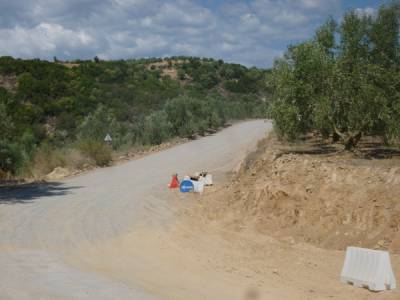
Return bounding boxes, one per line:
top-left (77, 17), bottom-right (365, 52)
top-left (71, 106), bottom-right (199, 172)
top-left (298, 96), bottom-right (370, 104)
top-left (69, 131), bottom-right (400, 300)
top-left (1, 121), bottom-right (398, 300)
top-left (71, 223), bottom-right (400, 300)
top-left (0, 120), bottom-right (270, 300)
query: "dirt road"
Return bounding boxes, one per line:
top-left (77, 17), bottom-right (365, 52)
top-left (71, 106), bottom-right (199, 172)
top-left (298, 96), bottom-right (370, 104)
top-left (0, 120), bottom-right (271, 300)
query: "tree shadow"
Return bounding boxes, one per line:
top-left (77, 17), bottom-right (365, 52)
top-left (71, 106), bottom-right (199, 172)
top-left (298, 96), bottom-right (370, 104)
top-left (283, 135), bottom-right (400, 159)
top-left (359, 143), bottom-right (400, 159)
top-left (282, 139), bottom-right (340, 156)
top-left (284, 144), bottom-right (338, 155)
top-left (0, 182), bottom-right (82, 205)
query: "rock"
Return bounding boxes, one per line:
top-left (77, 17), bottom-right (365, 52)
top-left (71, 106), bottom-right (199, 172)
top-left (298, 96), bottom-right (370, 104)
top-left (45, 167), bottom-right (70, 180)
top-left (377, 240), bottom-right (385, 247)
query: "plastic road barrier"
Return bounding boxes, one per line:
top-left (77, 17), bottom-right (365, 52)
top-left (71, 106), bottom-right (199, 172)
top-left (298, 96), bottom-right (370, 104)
top-left (204, 174), bottom-right (213, 186)
top-left (340, 246), bottom-right (397, 291)
top-left (192, 180), bottom-right (204, 193)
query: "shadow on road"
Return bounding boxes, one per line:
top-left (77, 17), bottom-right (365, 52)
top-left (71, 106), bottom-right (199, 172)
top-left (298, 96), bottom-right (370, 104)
top-left (0, 182), bottom-right (82, 204)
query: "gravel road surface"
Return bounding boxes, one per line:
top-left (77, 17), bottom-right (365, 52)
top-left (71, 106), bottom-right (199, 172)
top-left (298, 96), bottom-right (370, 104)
top-left (0, 120), bottom-right (271, 300)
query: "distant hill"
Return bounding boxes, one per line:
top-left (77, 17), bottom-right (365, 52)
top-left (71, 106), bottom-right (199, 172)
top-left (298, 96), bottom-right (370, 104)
top-left (0, 56), bottom-right (269, 177)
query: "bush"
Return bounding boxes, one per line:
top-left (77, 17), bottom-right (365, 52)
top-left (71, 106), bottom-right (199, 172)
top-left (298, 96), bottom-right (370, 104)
top-left (76, 139), bottom-right (112, 167)
top-left (33, 143), bottom-right (66, 176)
top-left (143, 111), bottom-right (172, 145)
top-left (65, 149), bottom-right (92, 170)
top-left (164, 95), bottom-right (228, 138)
top-left (165, 96), bottom-right (197, 137)
top-left (0, 140), bottom-right (22, 174)
top-left (78, 105), bottom-right (115, 141)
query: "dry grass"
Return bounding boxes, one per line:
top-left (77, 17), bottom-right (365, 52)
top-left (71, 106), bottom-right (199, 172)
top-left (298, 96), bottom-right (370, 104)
top-left (33, 146), bottom-right (67, 177)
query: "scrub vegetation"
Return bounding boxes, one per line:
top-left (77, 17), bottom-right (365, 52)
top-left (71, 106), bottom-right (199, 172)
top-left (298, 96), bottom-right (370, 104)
top-left (0, 56), bottom-right (268, 178)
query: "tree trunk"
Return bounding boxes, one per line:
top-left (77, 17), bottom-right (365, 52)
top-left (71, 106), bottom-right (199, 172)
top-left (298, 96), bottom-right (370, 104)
top-left (344, 131), bottom-right (362, 151)
top-left (332, 132), bottom-right (340, 143)
top-left (332, 125), bottom-right (363, 151)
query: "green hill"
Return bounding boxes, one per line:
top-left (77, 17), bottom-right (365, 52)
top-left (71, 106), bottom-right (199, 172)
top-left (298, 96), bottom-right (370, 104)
top-left (0, 56), bottom-right (269, 177)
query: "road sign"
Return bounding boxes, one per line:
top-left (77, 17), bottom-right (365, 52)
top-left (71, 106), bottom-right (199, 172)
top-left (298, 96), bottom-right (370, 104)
top-left (180, 180), bottom-right (194, 193)
top-left (104, 134), bottom-right (112, 142)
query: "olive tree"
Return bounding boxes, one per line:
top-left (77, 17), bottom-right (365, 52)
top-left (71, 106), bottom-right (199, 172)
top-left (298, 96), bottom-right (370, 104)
top-left (269, 2), bottom-right (400, 150)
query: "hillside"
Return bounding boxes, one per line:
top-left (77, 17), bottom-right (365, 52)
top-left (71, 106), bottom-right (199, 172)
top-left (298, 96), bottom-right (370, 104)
top-left (0, 56), bottom-right (268, 178)
top-left (195, 132), bottom-right (400, 253)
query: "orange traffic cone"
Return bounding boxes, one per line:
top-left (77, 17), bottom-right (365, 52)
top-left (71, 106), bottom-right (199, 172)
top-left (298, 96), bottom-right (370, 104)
top-left (169, 174), bottom-right (180, 189)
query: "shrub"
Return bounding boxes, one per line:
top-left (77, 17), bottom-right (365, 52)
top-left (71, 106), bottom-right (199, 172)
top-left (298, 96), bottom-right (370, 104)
top-left (76, 139), bottom-right (112, 167)
top-left (77, 105), bottom-right (115, 141)
top-left (0, 140), bottom-right (22, 174)
top-left (33, 143), bottom-right (66, 176)
top-left (65, 149), bottom-right (92, 170)
top-left (143, 111), bottom-right (172, 145)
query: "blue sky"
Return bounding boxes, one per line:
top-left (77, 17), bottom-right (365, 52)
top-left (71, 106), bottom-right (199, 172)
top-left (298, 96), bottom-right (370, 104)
top-left (0, 0), bottom-right (386, 67)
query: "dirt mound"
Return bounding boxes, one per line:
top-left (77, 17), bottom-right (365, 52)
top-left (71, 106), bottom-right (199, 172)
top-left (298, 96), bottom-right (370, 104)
top-left (197, 133), bottom-right (400, 252)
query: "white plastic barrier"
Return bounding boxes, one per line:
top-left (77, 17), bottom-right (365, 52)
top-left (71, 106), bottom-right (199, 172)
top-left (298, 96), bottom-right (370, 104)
top-left (204, 174), bottom-right (213, 186)
top-left (340, 247), bottom-right (397, 291)
top-left (191, 180), bottom-right (204, 193)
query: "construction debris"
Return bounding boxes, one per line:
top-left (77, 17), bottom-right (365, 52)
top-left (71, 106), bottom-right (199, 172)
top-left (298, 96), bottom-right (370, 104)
top-left (169, 172), bottom-right (213, 194)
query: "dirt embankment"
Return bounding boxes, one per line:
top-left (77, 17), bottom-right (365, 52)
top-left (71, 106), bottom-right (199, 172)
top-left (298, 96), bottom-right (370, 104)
top-left (195, 133), bottom-right (400, 253)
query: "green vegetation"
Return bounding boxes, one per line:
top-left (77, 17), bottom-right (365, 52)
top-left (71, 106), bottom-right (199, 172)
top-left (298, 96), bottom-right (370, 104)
top-left (0, 56), bottom-right (267, 177)
top-left (268, 3), bottom-right (400, 150)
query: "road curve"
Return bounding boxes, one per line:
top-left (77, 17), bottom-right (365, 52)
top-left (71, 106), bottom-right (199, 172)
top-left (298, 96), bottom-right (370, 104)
top-left (0, 120), bottom-right (272, 300)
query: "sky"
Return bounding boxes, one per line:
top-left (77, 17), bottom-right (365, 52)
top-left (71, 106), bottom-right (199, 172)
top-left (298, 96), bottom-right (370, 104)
top-left (0, 0), bottom-right (386, 67)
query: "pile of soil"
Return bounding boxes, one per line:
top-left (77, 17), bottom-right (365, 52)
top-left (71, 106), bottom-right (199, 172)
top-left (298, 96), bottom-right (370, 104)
top-left (197, 133), bottom-right (400, 252)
